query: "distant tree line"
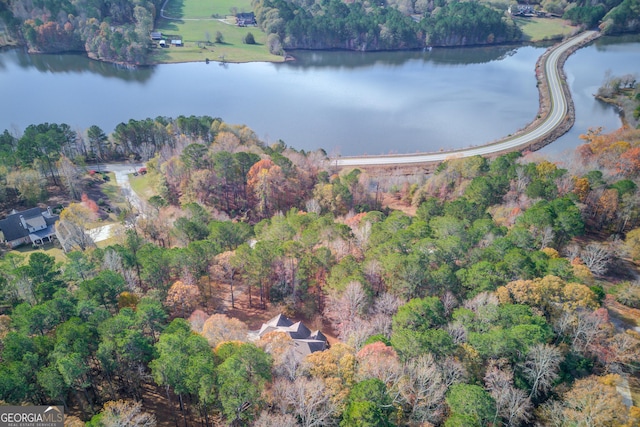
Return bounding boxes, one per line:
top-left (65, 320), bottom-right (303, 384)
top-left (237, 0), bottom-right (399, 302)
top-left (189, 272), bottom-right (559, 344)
top-left (253, 0), bottom-right (522, 51)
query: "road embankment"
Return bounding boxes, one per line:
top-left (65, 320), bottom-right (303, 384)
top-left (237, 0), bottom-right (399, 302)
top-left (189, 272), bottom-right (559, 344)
top-left (333, 30), bottom-right (601, 173)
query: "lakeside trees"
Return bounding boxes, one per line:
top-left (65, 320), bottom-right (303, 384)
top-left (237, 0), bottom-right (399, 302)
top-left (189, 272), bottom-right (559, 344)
top-left (3, 0), bottom-right (163, 63)
top-left (1, 118), bottom-right (640, 424)
top-left (253, 0), bottom-right (521, 51)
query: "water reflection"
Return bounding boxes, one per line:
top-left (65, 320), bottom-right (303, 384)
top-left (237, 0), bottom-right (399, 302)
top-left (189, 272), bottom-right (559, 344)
top-left (0, 37), bottom-right (637, 155)
top-left (3, 48), bottom-right (154, 82)
top-left (283, 44), bottom-right (522, 70)
top-left (594, 34), bottom-right (640, 49)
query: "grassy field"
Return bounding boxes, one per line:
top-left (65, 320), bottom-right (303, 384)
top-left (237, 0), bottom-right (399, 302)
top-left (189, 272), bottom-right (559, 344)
top-left (514, 17), bottom-right (577, 42)
top-left (151, 0), bottom-right (283, 63)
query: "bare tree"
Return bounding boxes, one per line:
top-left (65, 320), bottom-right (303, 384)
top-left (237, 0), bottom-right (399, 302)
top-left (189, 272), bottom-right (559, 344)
top-left (324, 281), bottom-right (370, 341)
top-left (57, 155), bottom-right (83, 200)
top-left (99, 400), bottom-right (156, 427)
top-left (364, 259), bottom-right (385, 295)
top-left (254, 411), bottom-right (298, 427)
top-left (571, 309), bottom-right (606, 353)
top-left (257, 331), bottom-right (301, 381)
top-left (536, 399), bottom-right (566, 427)
top-left (341, 317), bottom-right (375, 350)
top-left (398, 354), bottom-right (448, 425)
top-left (439, 356), bottom-right (466, 388)
top-left (522, 343), bottom-right (563, 398)
top-left (485, 361), bottom-right (532, 426)
top-left (187, 309), bottom-right (209, 333)
top-left (352, 220), bottom-right (372, 251)
top-left (464, 291), bottom-right (499, 312)
top-left (446, 321), bottom-right (467, 345)
top-left (515, 165), bottom-right (531, 193)
top-left (580, 242), bottom-right (613, 275)
top-left (305, 198), bottom-right (321, 214)
top-left (441, 291), bottom-right (458, 316)
top-left (103, 248), bottom-right (137, 291)
top-left (273, 377), bottom-right (337, 427)
top-left (552, 311), bottom-right (576, 338)
top-left (365, 292), bottom-right (402, 339)
top-left (564, 243), bottom-right (581, 262)
top-left (536, 225), bottom-right (555, 249)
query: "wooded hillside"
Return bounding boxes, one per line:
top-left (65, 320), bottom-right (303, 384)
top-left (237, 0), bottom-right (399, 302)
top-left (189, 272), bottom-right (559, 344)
top-left (1, 114), bottom-right (640, 425)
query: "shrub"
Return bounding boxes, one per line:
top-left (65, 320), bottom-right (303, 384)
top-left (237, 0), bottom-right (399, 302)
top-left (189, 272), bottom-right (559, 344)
top-left (243, 32), bottom-right (255, 44)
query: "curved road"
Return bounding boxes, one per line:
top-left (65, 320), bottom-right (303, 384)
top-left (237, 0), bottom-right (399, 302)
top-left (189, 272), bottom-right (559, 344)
top-left (335, 30), bottom-right (598, 167)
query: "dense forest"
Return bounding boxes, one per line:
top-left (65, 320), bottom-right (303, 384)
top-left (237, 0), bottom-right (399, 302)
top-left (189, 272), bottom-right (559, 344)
top-left (0, 0), bottom-right (162, 63)
top-left (254, 0), bottom-right (522, 51)
top-left (1, 103), bottom-right (640, 425)
top-left (253, 0), bottom-right (640, 52)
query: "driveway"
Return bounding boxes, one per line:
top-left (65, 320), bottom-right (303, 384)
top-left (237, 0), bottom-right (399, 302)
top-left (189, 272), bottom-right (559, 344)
top-left (97, 163), bottom-right (147, 214)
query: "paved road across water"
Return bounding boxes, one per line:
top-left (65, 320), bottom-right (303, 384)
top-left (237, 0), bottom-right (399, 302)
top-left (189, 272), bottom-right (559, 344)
top-left (334, 30), bottom-right (599, 168)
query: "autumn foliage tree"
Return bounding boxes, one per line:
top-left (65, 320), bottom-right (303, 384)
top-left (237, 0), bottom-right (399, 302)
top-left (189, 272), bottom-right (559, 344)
top-left (201, 314), bottom-right (249, 347)
top-left (57, 198), bottom-right (99, 252)
top-left (247, 158), bottom-right (286, 218)
top-left (164, 280), bottom-right (201, 318)
top-left (538, 375), bottom-right (633, 426)
top-left (496, 275), bottom-right (599, 320)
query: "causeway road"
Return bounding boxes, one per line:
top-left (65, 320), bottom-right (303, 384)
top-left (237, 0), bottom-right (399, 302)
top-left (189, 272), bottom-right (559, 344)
top-left (334, 30), bottom-right (599, 168)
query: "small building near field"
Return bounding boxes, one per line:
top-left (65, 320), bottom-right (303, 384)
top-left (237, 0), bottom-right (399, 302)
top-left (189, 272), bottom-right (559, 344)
top-left (255, 314), bottom-right (328, 358)
top-left (159, 40), bottom-right (166, 47)
top-left (0, 207), bottom-right (59, 248)
top-left (171, 39), bottom-right (182, 46)
top-left (236, 12), bottom-right (256, 26)
top-left (150, 31), bottom-right (163, 40)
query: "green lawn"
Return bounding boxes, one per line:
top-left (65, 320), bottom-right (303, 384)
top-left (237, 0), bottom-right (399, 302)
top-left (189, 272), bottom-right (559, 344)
top-left (101, 173), bottom-right (129, 214)
top-left (129, 173), bottom-right (157, 201)
top-left (152, 0), bottom-right (283, 63)
top-left (514, 17), bottom-right (577, 42)
top-left (13, 245), bottom-right (68, 263)
top-left (163, 0), bottom-right (253, 19)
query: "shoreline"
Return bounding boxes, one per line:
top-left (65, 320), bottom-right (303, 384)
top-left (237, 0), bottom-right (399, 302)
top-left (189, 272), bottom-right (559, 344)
top-left (1, 31), bottom-right (572, 66)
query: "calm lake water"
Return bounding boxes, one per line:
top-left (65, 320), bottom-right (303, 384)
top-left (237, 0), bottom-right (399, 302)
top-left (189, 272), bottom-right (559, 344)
top-left (0, 34), bottom-right (638, 156)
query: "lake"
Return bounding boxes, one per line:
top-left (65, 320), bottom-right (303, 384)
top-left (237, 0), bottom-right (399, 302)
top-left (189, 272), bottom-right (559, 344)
top-left (0, 34), bottom-right (638, 156)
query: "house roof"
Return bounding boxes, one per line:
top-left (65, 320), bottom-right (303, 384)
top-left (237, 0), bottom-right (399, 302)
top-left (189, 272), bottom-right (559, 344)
top-left (288, 321), bottom-right (311, 339)
top-left (294, 339), bottom-right (328, 357)
top-left (257, 314), bottom-right (328, 358)
top-left (0, 207), bottom-right (58, 242)
top-left (25, 215), bottom-right (46, 229)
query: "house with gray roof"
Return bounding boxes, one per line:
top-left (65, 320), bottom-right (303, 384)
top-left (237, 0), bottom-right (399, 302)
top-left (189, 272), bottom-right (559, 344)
top-left (0, 207), bottom-right (59, 248)
top-left (256, 314), bottom-right (328, 358)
